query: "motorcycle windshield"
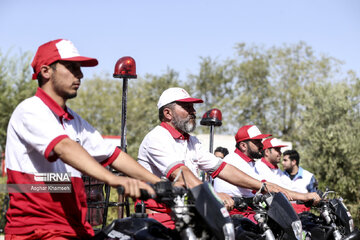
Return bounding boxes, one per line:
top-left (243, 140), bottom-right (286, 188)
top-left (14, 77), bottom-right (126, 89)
top-left (267, 193), bottom-right (301, 239)
top-left (331, 199), bottom-right (353, 233)
top-left (190, 183), bottom-right (234, 240)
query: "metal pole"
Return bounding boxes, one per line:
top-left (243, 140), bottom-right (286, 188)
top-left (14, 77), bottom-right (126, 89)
top-left (119, 78), bottom-right (130, 218)
top-left (209, 125), bottom-right (214, 154)
top-left (120, 78), bottom-right (128, 152)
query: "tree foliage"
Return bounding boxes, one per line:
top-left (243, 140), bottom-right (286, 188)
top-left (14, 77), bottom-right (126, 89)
top-left (0, 50), bottom-right (36, 151)
top-left (299, 80), bottom-right (360, 202)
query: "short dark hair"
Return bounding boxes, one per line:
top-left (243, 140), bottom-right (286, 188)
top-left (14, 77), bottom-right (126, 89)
top-left (158, 102), bottom-right (176, 122)
top-left (214, 146), bottom-right (229, 157)
top-left (37, 61), bottom-right (58, 87)
top-left (283, 149), bottom-right (300, 166)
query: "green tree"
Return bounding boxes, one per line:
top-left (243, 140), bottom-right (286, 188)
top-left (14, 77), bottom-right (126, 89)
top-left (0, 50), bottom-right (35, 231)
top-left (299, 80), bottom-right (360, 203)
top-left (266, 42), bottom-right (341, 142)
top-left (187, 57), bottom-right (235, 134)
top-left (230, 43), bottom-right (272, 133)
top-left (0, 50), bottom-right (36, 151)
top-left (68, 74), bottom-right (123, 136)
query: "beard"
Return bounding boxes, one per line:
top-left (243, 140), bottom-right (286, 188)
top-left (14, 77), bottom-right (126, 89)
top-left (53, 76), bottom-right (78, 100)
top-left (248, 148), bottom-right (263, 159)
top-left (172, 113), bottom-right (196, 133)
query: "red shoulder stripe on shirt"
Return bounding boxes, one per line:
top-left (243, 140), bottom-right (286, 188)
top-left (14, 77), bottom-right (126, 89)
top-left (166, 163), bottom-right (185, 179)
top-left (100, 147), bottom-right (121, 167)
top-left (211, 162), bottom-right (227, 178)
top-left (45, 135), bottom-right (69, 162)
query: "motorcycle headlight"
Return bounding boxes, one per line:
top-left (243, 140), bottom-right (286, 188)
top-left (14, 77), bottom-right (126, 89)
top-left (223, 223), bottom-right (235, 240)
top-left (291, 220), bottom-right (303, 240)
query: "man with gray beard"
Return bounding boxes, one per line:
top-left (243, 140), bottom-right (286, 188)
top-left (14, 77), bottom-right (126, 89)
top-left (137, 87), bottom-right (289, 229)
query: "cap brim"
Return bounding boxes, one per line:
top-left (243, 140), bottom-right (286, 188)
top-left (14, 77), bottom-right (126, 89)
top-left (237, 134), bottom-right (272, 143)
top-left (250, 134), bottom-right (272, 140)
top-left (263, 144), bottom-right (288, 150)
top-left (62, 56), bottom-right (98, 67)
top-left (176, 98), bottom-right (204, 103)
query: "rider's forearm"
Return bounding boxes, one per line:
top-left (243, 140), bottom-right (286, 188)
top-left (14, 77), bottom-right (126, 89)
top-left (54, 138), bottom-right (118, 185)
top-left (218, 164), bottom-right (262, 190)
top-left (170, 166), bottom-right (202, 188)
top-left (110, 151), bottom-right (161, 184)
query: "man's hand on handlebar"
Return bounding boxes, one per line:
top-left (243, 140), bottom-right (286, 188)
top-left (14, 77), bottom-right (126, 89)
top-left (264, 182), bottom-right (293, 201)
top-left (113, 176), bottom-right (156, 199)
top-left (216, 192), bottom-right (234, 211)
top-left (303, 192), bottom-right (321, 205)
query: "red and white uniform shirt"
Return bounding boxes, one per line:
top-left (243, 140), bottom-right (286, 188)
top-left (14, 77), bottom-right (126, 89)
top-left (137, 122), bottom-right (226, 228)
top-left (213, 149), bottom-right (262, 198)
top-left (5, 88), bottom-right (120, 238)
top-left (138, 122), bottom-right (226, 179)
top-left (255, 158), bottom-right (294, 190)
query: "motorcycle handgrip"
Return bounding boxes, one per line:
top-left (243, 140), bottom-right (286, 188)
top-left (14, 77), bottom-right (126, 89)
top-left (116, 186), bottom-right (153, 200)
top-left (117, 186), bottom-right (125, 195)
top-left (232, 197), bottom-right (247, 209)
top-left (295, 199), bottom-right (314, 208)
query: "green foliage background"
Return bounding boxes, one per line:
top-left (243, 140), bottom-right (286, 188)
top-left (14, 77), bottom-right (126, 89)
top-left (0, 42), bottom-right (359, 227)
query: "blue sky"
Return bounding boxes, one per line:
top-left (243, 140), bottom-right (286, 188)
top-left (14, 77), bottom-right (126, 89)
top-left (1, 0), bottom-right (359, 80)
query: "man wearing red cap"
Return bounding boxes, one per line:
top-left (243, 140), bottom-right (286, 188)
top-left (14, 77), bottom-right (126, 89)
top-left (214, 126), bottom-right (320, 218)
top-left (255, 138), bottom-right (294, 188)
top-left (255, 139), bottom-right (318, 213)
top-left (5, 39), bottom-right (159, 239)
top-left (137, 88), bottom-right (286, 229)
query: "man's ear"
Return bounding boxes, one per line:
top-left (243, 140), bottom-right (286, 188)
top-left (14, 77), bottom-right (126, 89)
top-left (162, 107), bottom-right (173, 121)
top-left (239, 141), bottom-right (247, 152)
top-left (264, 148), bottom-right (270, 156)
top-left (39, 65), bottom-right (52, 80)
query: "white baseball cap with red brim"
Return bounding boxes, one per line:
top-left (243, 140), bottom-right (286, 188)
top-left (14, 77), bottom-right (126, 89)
top-left (157, 87), bottom-right (203, 109)
top-left (262, 138), bottom-right (288, 149)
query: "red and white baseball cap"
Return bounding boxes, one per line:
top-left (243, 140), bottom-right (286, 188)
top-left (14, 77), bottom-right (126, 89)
top-left (31, 39), bottom-right (98, 80)
top-left (157, 87), bottom-right (203, 109)
top-left (235, 125), bottom-right (271, 143)
top-left (262, 138), bottom-right (288, 150)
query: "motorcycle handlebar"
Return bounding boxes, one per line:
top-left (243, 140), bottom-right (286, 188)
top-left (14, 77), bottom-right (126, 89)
top-left (116, 186), bottom-right (155, 200)
top-left (117, 181), bottom-right (187, 202)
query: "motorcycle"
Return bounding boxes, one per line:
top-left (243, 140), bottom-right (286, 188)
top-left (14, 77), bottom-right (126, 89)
top-left (91, 181), bottom-right (235, 240)
top-left (232, 191), bottom-right (303, 240)
top-left (299, 189), bottom-right (360, 240)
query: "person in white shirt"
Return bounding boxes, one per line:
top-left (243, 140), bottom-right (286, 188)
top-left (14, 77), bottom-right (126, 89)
top-left (213, 126), bottom-right (321, 220)
top-left (137, 88), bottom-right (286, 228)
top-left (5, 39), bottom-right (159, 239)
top-left (255, 138), bottom-right (313, 213)
top-left (255, 138), bottom-right (294, 189)
top-left (282, 149), bottom-right (318, 193)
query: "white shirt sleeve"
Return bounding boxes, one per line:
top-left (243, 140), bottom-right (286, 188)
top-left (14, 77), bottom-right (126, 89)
top-left (15, 99), bottom-right (67, 156)
top-left (71, 110), bottom-right (117, 163)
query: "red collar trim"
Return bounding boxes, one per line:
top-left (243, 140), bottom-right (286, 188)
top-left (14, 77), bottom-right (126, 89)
top-left (235, 148), bottom-right (254, 163)
top-left (160, 122), bottom-right (189, 140)
top-left (35, 88), bottom-right (74, 120)
top-left (261, 157), bottom-right (278, 169)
